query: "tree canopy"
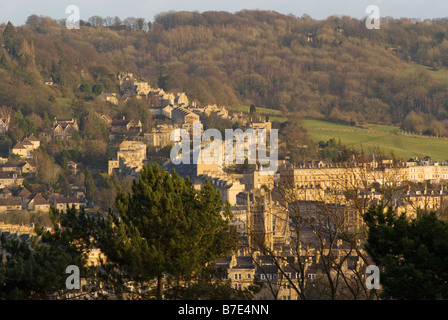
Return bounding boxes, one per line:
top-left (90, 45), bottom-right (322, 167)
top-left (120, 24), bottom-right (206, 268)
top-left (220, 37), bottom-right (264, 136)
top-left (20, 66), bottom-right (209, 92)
top-left (363, 205), bottom-right (448, 300)
top-left (96, 163), bottom-right (238, 298)
top-left (0, 164), bottom-right (240, 299)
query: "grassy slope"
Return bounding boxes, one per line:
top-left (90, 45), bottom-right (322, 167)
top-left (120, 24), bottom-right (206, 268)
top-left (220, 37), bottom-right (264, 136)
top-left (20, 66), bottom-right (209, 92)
top-left (303, 119), bottom-right (448, 161)
top-left (229, 105), bottom-right (288, 122)
top-left (227, 62), bottom-right (448, 161)
top-left (303, 62), bottom-right (448, 161)
top-left (229, 105), bottom-right (448, 161)
top-left (401, 62), bottom-right (448, 81)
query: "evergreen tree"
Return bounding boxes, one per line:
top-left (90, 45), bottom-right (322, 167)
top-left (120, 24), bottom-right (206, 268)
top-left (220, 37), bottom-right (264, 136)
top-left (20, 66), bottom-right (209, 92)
top-left (249, 104), bottom-right (256, 114)
top-left (2, 21), bottom-right (18, 55)
top-left (363, 205), bottom-right (448, 299)
top-left (92, 83), bottom-right (104, 95)
top-left (97, 163), bottom-right (238, 299)
top-left (0, 206), bottom-right (93, 299)
top-left (56, 173), bottom-right (72, 195)
top-left (84, 168), bottom-right (96, 204)
top-left (157, 64), bottom-right (169, 90)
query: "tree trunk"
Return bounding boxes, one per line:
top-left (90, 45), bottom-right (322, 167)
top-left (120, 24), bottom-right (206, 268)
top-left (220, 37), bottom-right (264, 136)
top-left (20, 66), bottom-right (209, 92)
top-left (157, 274), bottom-right (163, 299)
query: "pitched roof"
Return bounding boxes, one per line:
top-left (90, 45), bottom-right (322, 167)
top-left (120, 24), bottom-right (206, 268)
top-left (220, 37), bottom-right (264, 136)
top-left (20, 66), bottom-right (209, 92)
top-left (0, 197), bottom-right (22, 207)
top-left (100, 114), bottom-right (112, 122)
top-left (21, 139), bottom-right (34, 146)
top-left (26, 134), bottom-right (39, 142)
top-left (3, 160), bottom-right (27, 168)
top-left (12, 142), bottom-right (27, 150)
top-left (111, 119), bottom-right (131, 127)
top-left (48, 193), bottom-right (80, 204)
top-left (28, 193), bottom-right (49, 206)
top-left (3, 160), bottom-right (20, 167)
top-left (0, 187), bottom-right (11, 194)
top-left (15, 187), bottom-right (32, 198)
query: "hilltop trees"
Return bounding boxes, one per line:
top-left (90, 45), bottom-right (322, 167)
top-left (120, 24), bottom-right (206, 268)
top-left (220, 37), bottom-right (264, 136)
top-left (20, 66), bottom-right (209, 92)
top-left (2, 21), bottom-right (18, 55)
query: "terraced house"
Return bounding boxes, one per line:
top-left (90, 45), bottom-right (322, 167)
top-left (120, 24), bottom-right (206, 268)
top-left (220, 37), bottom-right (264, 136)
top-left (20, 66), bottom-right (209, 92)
top-left (0, 171), bottom-right (24, 189)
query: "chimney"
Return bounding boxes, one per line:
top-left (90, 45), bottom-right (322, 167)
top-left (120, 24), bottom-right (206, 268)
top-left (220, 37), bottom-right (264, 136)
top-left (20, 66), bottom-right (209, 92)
top-left (230, 254), bottom-right (237, 268)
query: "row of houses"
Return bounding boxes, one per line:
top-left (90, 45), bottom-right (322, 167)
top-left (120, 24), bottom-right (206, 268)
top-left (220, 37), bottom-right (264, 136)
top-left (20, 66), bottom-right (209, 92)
top-left (117, 72), bottom-right (190, 106)
top-left (0, 159), bottom-right (36, 175)
top-left (0, 186), bottom-right (82, 213)
top-left (279, 156), bottom-right (448, 192)
top-left (37, 113), bottom-right (143, 144)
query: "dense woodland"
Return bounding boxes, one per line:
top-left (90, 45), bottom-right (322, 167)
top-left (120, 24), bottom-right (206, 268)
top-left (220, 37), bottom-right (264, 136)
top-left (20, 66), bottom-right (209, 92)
top-left (2, 11), bottom-right (448, 130)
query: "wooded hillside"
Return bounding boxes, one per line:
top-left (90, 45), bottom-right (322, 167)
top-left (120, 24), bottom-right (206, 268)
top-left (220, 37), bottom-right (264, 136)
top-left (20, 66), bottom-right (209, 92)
top-left (2, 11), bottom-right (448, 133)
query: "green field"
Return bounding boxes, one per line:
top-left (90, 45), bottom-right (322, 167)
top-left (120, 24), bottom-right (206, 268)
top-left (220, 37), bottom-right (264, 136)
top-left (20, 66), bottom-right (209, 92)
top-left (229, 105), bottom-right (288, 122)
top-left (229, 105), bottom-right (282, 115)
top-left (229, 104), bottom-right (448, 161)
top-left (401, 62), bottom-right (448, 81)
top-left (303, 119), bottom-right (448, 161)
top-left (55, 97), bottom-right (73, 107)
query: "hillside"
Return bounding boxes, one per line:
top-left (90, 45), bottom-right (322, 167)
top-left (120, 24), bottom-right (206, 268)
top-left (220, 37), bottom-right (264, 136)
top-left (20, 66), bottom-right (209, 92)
top-left (2, 11), bottom-right (448, 136)
top-left (302, 119), bottom-right (448, 161)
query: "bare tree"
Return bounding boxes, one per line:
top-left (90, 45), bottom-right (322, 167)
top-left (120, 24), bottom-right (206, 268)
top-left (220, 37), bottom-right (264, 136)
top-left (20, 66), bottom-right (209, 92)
top-left (0, 105), bottom-right (12, 126)
top-left (88, 16), bottom-right (104, 27)
top-left (103, 16), bottom-right (115, 28)
top-left (36, 151), bottom-right (61, 192)
top-left (241, 151), bottom-right (409, 300)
